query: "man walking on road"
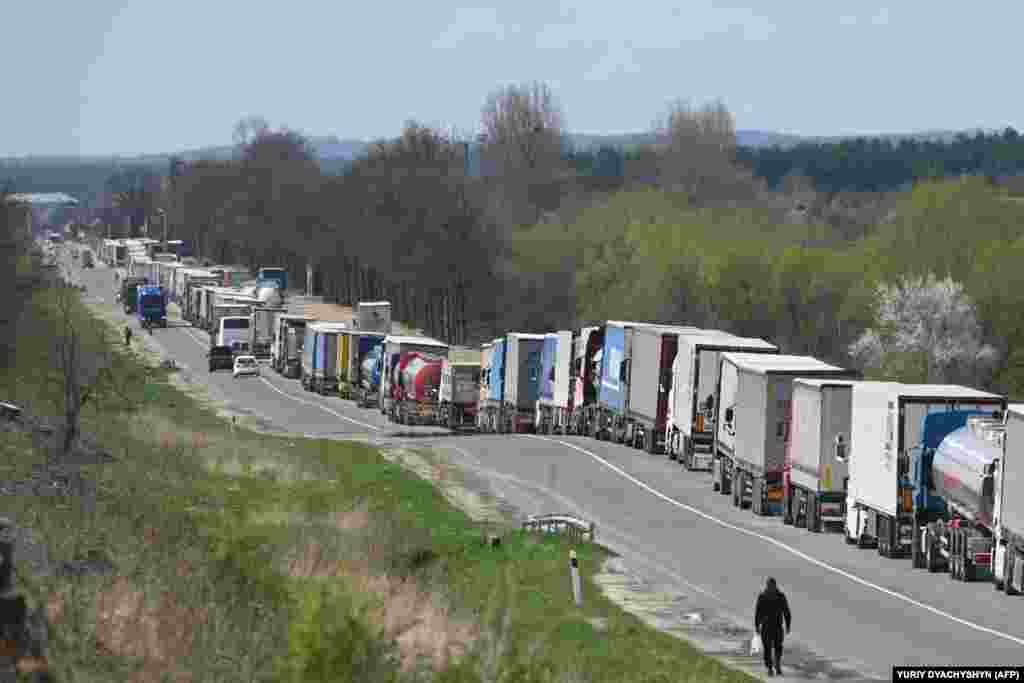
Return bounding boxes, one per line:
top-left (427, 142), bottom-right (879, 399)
top-left (124, 326), bottom-right (132, 348)
top-left (755, 577), bottom-right (791, 677)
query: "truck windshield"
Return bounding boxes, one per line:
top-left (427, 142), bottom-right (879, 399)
top-left (223, 319), bottom-right (250, 329)
top-left (140, 295), bottom-right (163, 307)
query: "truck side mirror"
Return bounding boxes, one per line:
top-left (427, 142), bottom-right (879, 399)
top-left (724, 407), bottom-right (734, 425)
top-left (834, 435), bottom-right (847, 463)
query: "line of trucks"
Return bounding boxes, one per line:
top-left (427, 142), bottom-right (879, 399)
top-left (271, 315), bottom-right (1024, 596)
top-left (91, 238), bottom-right (1024, 596)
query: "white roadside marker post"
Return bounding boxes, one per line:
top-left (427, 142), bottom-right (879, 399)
top-left (570, 549), bottom-right (582, 607)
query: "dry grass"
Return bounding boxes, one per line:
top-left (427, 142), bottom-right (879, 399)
top-left (0, 277), bottom-right (760, 683)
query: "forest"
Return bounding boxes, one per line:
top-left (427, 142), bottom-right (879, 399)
top-left (10, 87), bottom-right (1024, 399)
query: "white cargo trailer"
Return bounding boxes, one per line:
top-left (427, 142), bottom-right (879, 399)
top-left (504, 333), bottom-right (546, 433)
top-left (535, 331), bottom-right (573, 434)
top-left (714, 353), bottom-right (857, 516)
top-left (785, 379), bottom-right (856, 532)
top-left (667, 332), bottom-right (777, 470)
top-left (993, 404), bottom-right (1024, 593)
top-left (356, 301), bottom-right (392, 334)
top-left (846, 383), bottom-right (1005, 558)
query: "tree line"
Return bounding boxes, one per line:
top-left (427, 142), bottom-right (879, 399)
top-left (66, 84), bottom-right (1024, 397)
top-left (735, 128), bottom-right (1024, 193)
top-left (144, 90), bottom-right (760, 345)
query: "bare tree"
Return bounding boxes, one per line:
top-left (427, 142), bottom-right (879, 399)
top-left (653, 99), bottom-right (747, 202)
top-left (52, 283), bottom-right (115, 457)
top-left (480, 81), bottom-right (566, 181)
top-left (0, 192), bottom-right (28, 369)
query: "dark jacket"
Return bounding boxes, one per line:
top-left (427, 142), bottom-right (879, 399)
top-left (755, 587), bottom-right (792, 635)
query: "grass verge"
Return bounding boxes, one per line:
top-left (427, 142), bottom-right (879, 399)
top-left (0, 281), bottom-right (758, 683)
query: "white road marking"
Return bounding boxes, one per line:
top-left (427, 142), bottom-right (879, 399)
top-left (258, 378), bottom-right (381, 432)
top-left (443, 441), bottom-right (725, 603)
top-left (179, 326), bottom-right (381, 431)
top-left (525, 434), bottom-right (1024, 647)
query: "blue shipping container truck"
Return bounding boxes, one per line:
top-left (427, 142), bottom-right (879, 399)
top-left (478, 339), bottom-right (507, 432)
top-left (599, 324), bottom-right (628, 412)
top-left (137, 285), bottom-right (167, 328)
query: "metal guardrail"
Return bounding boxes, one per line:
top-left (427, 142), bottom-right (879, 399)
top-left (522, 514), bottom-right (596, 542)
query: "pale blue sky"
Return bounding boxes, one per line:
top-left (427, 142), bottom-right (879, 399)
top-left (4, 2), bottom-right (1020, 157)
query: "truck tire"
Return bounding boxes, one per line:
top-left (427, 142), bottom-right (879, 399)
top-left (732, 477), bottom-right (741, 507)
top-left (926, 531), bottom-right (939, 572)
top-left (1005, 553), bottom-right (1018, 595)
top-left (806, 496), bottom-right (819, 532)
top-left (752, 476), bottom-right (764, 515)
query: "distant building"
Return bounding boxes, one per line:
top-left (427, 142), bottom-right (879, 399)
top-left (4, 193), bottom-right (78, 236)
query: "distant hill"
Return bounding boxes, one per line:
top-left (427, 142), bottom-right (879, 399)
top-left (1, 128), bottom-right (1001, 169)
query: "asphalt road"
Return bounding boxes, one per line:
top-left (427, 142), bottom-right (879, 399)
top-left (63, 246), bottom-right (1024, 679)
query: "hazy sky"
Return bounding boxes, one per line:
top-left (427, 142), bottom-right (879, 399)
top-left (5, 2), bottom-right (1020, 156)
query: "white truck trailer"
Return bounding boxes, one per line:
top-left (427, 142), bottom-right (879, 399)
top-left (535, 331), bottom-right (574, 435)
top-left (845, 383), bottom-right (1005, 558)
top-left (355, 301), bottom-right (392, 334)
top-left (785, 379), bottom-right (857, 532)
top-left (995, 404), bottom-right (1024, 594)
top-left (667, 332), bottom-right (778, 470)
top-left (714, 353), bottom-right (858, 516)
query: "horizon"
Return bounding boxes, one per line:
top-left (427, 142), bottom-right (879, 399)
top-left (0, 126), bottom-right (1006, 163)
top-left (5, 2), bottom-right (1023, 158)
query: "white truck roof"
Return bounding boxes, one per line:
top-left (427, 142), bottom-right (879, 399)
top-left (309, 322), bottom-right (350, 332)
top-left (507, 332), bottom-right (546, 340)
top-left (794, 378), bottom-right (859, 389)
top-left (849, 381), bottom-right (1005, 517)
top-left (385, 335), bottom-right (448, 348)
top-left (721, 353), bottom-right (846, 375)
top-left (1008, 404), bottom-right (1024, 417)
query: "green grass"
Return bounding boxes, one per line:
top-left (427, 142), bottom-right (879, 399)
top-left (0, 282), bottom-right (757, 683)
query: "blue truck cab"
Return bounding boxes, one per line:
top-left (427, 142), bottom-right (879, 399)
top-left (136, 285), bottom-right (168, 328)
top-left (910, 409), bottom-right (1002, 576)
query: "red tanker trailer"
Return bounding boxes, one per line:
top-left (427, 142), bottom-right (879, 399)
top-left (393, 351), bottom-right (445, 425)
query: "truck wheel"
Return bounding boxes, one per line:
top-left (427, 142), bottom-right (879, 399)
top-left (753, 477), bottom-right (765, 515)
top-left (926, 532), bottom-right (938, 572)
top-left (646, 430), bottom-right (658, 455)
top-left (806, 497), bottom-right (819, 532)
top-left (1005, 554), bottom-right (1018, 595)
top-left (731, 477), bottom-right (740, 507)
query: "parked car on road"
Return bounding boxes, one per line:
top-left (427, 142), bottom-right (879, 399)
top-left (208, 346), bottom-right (235, 372)
top-left (233, 355), bottom-right (260, 378)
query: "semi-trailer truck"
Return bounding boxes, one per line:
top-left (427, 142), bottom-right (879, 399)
top-left (439, 359), bottom-right (481, 430)
top-left (913, 413), bottom-right (1004, 580)
top-left (502, 332), bottom-right (545, 434)
top-left (995, 404), bottom-right (1024, 594)
top-left (666, 332), bottom-right (778, 470)
top-left (379, 336), bottom-right (450, 418)
top-left (784, 379), bottom-right (857, 532)
top-left (714, 353), bottom-right (858, 516)
top-left (136, 285), bottom-right (168, 328)
top-left (535, 331), bottom-right (573, 435)
top-left (303, 322), bottom-right (348, 393)
top-left (272, 315), bottom-right (315, 378)
top-left (478, 339), bottom-right (504, 432)
top-left (845, 383), bottom-right (1005, 558)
